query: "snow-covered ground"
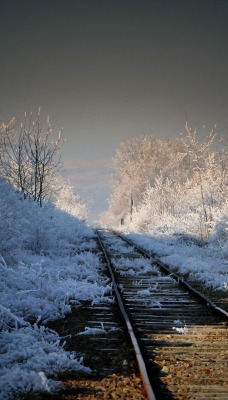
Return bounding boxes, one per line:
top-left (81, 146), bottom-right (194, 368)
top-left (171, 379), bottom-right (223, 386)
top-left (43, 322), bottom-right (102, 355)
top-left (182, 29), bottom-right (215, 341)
top-left (0, 247), bottom-right (112, 399)
top-left (123, 230), bottom-right (228, 292)
top-left (0, 180), bottom-right (112, 399)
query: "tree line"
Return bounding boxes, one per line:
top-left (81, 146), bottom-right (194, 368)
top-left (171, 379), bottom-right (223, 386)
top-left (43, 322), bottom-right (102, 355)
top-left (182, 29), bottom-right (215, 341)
top-left (101, 123), bottom-right (227, 239)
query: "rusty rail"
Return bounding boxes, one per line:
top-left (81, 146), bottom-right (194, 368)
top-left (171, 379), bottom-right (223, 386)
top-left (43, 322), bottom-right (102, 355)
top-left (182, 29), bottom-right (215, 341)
top-left (96, 229), bottom-right (157, 400)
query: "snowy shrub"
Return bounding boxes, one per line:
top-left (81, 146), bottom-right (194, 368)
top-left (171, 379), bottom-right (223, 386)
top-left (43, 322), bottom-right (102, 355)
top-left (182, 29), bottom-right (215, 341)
top-left (0, 178), bottom-right (92, 260)
top-left (214, 215), bottom-right (228, 248)
top-left (53, 177), bottom-right (88, 220)
top-left (209, 202), bottom-right (228, 259)
top-left (0, 179), bottom-right (26, 261)
top-left (0, 324), bottom-right (90, 400)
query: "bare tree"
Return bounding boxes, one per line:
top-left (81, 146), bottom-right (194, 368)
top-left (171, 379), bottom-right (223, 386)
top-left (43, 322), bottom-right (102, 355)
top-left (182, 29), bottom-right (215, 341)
top-left (0, 109), bottom-right (64, 206)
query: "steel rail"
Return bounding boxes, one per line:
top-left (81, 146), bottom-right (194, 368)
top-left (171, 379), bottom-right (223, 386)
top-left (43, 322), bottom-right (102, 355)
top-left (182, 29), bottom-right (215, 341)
top-left (97, 229), bottom-right (228, 398)
top-left (115, 231), bottom-right (228, 319)
top-left (96, 229), bottom-right (157, 400)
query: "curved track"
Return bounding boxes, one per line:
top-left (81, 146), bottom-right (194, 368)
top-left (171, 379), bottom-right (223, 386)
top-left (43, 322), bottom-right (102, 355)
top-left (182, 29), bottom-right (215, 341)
top-left (96, 229), bottom-right (228, 400)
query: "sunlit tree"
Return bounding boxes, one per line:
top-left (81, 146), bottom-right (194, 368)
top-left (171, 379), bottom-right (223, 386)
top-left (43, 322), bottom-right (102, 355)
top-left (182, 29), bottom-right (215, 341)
top-left (101, 125), bottom-right (227, 240)
top-left (106, 134), bottom-right (188, 224)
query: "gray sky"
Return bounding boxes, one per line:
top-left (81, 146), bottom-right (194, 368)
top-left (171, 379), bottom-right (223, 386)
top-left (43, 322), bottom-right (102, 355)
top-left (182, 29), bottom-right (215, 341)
top-left (1, 0), bottom-right (228, 221)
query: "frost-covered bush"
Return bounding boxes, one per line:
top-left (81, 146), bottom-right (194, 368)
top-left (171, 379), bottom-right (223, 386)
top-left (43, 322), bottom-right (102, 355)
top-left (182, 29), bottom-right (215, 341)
top-left (0, 323), bottom-right (90, 400)
top-left (208, 202), bottom-right (228, 259)
top-left (0, 179), bottom-right (27, 261)
top-left (0, 178), bottom-right (91, 261)
top-left (213, 214), bottom-right (228, 248)
top-left (53, 178), bottom-right (88, 220)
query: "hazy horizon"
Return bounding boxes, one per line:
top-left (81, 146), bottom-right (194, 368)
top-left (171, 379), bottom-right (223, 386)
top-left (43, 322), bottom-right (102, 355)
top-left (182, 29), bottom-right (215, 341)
top-left (1, 0), bottom-right (228, 221)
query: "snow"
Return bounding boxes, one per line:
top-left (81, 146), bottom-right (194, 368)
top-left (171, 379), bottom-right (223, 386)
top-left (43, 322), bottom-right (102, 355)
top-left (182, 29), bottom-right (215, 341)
top-left (112, 256), bottom-right (158, 276)
top-left (77, 324), bottom-right (120, 336)
top-left (173, 325), bottom-right (189, 334)
top-left (123, 230), bottom-right (228, 292)
top-left (102, 227), bottom-right (227, 292)
top-left (0, 326), bottom-right (91, 399)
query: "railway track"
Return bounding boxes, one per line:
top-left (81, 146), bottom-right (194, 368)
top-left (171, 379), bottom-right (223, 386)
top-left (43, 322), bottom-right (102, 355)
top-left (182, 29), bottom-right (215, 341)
top-left (96, 229), bottom-right (228, 400)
